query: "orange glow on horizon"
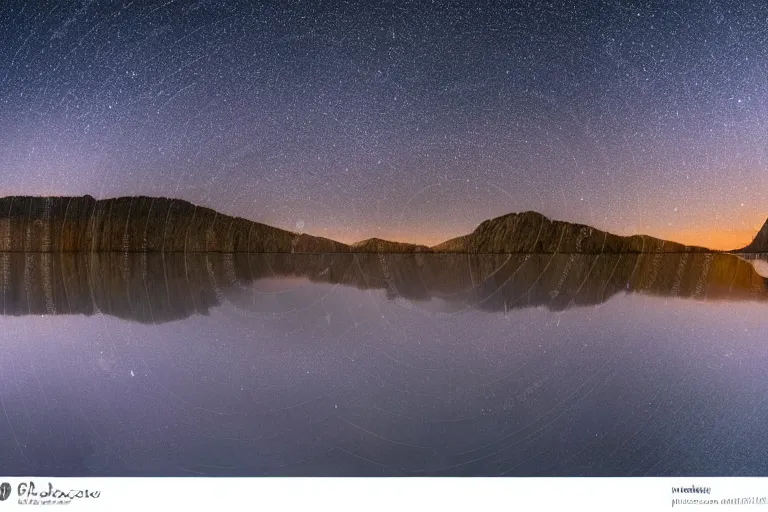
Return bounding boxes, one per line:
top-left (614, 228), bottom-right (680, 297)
top-left (661, 229), bottom-right (757, 252)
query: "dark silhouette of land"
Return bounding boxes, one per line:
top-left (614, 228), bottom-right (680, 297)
top-left (2, 195), bottom-right (762, 254)
top-left (737, 219), bottom-right (768, 253)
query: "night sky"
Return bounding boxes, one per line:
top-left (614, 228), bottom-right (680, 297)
top-left (1, 0), bottom-right (766, 249)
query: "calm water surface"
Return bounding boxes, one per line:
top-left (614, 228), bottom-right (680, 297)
top-left (0, 251), bottom-right (767, 476)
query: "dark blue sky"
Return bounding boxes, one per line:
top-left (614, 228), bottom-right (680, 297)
top-left (1, 0), bottom-right (766, 248)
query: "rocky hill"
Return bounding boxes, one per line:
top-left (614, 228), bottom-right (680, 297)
top-left (432, 211), bottom-right (711, 254)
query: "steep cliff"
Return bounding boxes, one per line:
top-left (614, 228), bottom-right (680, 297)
top-left (738, 218), bottom-right (768, 253)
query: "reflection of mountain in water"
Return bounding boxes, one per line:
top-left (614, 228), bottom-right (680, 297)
top-left (0, 252), bottom-right (766, 323)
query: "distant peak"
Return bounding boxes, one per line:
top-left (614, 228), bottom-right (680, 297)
top-left (352, 237), bottom-right (423, 247)
top-left (477, 211), bottom-right (550, 228)
top-left (352, 237), bottom-right (387, 245)
top-left (493, 210), bottom-right (549, 221)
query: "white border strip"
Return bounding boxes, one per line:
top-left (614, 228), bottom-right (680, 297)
top-left (0, 477), bottom-right (766, 511)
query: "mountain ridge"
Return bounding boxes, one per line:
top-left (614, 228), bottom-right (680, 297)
top-left (0, 195), bottom-right (751, 254)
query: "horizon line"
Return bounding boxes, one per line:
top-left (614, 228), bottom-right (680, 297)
top-left (0, 193), bottom-right (763, 253)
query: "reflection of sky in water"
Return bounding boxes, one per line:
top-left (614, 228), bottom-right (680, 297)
top-left (1, 273), bottom-right (767, 477)
top-left (750, 259), bottom-right (768, 278)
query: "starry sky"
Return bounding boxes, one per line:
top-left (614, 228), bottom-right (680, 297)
top-left (1, 0), bottom-right (766, 250)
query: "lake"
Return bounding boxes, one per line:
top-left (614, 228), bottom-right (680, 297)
top-left (0, 251), bottom-right (767, 476)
